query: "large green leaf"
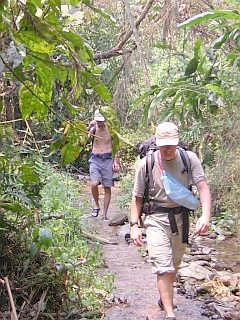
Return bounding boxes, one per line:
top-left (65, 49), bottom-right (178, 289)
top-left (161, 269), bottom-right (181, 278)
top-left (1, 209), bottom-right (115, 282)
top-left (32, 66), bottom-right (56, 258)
top-left (100, 106), bottom-right (120, 132)
top-left (129, 85), bottom-right (160, 114)
top-left (61, 144), bottom-right (84, 164)
top-left (19, 60), bottom-right (54, 119)
top-left (109, 130), bottom-right (120, 156)
top-left (0, 199), bottom-right (31, 215)
top-left (92, 81), bottom-right (112, 103)
top-left (35, 61), bottom-right (54, 88)
top-left (19, 82), bottom-right (50, 119)
top-left (205, 84), bottom-right (225, 97)
top-left (178, 10), bottom-right (240, 29)
top-left (15, 31), bottom-right (55, 55)
top-left (185, 57), bottom-right (199, 76)
top-left (26, 0), bottom-right (42, 8)
top-left (149, 87), bottom-right (176, 115)
top-left (49, 0), bottom-right (61, 8)
top-left (61, 97), bottom-right (81, 116)
top-left (19, 163), bottom-right (40, 184)
top-left (212, 32), bottom-right (229, 49)
top-left (60, 31), bottom-right (85, 51)
top-left (59, 120), bottom-right (88, 163)
top-left (194, 39), bottom-right (202, 60)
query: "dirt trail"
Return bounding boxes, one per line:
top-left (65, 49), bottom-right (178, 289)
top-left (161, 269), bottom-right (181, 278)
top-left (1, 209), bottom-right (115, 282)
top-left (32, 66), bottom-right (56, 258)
top-left (81, 181), bottom-right (209, 320)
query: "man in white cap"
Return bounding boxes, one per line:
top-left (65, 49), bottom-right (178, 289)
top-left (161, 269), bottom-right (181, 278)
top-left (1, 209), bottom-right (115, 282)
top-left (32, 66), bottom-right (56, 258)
top-left (130, 122), bottom-right (211, 319)
top-left (88, 110), bottom-right (119, 220)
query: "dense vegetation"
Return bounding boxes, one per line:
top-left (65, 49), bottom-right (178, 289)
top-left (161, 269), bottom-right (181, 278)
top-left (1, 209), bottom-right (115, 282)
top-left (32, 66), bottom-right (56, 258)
top-left (0, 0), bottom-right (239, 318)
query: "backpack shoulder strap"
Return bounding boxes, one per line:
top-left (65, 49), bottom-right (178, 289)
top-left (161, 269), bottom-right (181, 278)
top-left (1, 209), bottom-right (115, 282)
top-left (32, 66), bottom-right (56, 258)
top-left (179, 148), bottom-right (193, 188)
top-left (178, 148), bottom-right (189, 174)
top-left (144, 150), bottom-right (155, 203)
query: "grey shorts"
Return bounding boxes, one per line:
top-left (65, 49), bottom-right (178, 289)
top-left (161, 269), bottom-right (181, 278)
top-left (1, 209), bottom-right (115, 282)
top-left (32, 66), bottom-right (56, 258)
top-left (89, 153), bottom-right (113, 187)
top-left (144, 213), bottom-right (187, 274)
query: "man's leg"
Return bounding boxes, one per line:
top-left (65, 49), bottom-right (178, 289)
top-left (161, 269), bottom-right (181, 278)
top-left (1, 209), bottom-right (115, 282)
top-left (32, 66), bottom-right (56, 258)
top-left (103, 187), bottom-right (111, 219)
top-left (91, 181), bottom-right (100, 209)
top-left (157, 272), bottom-right (175, 318)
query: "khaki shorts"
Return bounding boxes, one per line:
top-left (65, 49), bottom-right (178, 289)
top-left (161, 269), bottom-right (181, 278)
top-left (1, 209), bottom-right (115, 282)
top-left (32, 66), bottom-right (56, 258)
top-left (144, 213), bottom-right (187, 274)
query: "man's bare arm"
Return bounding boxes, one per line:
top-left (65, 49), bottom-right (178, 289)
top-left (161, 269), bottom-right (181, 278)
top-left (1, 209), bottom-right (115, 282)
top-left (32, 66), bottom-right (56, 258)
top-left (195, 180), bottom-right (211, 234)
top-left (130, 195), bottom-right (143, 246)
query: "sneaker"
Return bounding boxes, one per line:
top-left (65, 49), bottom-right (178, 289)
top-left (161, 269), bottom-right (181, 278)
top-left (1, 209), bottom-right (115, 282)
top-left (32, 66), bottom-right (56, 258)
top-left (158, 299), bottom-right (164, 310)
top-left (92, 208), bottom-right (100, 217)
top-left (158, 299), bottom-right (177, 310)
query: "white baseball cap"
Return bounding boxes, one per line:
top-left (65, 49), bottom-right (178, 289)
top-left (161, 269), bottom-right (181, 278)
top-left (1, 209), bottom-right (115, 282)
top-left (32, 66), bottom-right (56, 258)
top-left (94, 109), bottom-right (105, 122)
top-left (155, 122), bottom-right (179, 146)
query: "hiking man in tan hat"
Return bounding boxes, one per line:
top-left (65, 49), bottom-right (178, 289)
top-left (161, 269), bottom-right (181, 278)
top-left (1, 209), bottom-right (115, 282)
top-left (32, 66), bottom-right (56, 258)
top-left (88, 110), bottom-right (119, 221)
top-left (130, 122), bottom-right (211, 319)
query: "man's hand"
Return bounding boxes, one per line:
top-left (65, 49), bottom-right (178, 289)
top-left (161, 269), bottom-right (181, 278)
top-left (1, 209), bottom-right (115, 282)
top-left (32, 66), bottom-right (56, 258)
top-left (113, 161), bottom-right (120, 172)
top-left (195, 214), bottom-right (210, 235)
top-left (130, 226), bottom-right (143, 246)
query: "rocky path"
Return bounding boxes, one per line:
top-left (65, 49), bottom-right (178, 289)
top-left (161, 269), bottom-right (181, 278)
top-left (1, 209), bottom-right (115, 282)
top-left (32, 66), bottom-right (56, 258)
top-left (103, 237), bottom-right (209, 320)
top-left (80, 179), bottom-right (240, 320)
top-left (80, 181), bottom-right (209, 320)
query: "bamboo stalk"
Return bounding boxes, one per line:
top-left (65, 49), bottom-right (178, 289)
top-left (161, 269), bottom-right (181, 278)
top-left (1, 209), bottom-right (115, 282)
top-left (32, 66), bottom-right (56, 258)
top-left (4, 277), bottom-right (18, 320)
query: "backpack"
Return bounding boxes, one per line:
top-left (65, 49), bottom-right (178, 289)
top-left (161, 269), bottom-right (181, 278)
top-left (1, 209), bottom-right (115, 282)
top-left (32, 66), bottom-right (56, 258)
top-left (138, 136), bottom-right (157, 159)
top-left (140, 141), bottom-right (192, 216)
top-left (138, 136), bottom-right (190, 173)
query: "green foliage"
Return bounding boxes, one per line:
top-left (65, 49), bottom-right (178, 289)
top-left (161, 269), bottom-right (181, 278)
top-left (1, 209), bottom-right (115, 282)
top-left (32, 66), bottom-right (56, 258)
top-left (0, 160), bottom-right (114, 317)
top-left (100, 105), bottom-right (121, 156)
top-left (117, 171), bottom-right (135, 211)
top-left (0, 146), bottom-right (45, 214)
top-left (178, 10), bottom-right (240, 29)
top-left (130, 9), bottom-right (240, 128)
top-left (1, 0), bottom-right (116, 164)
top-left (118, 129), bottom-right (152, 169)
top-left (205, 108), bottom-right (240, 235)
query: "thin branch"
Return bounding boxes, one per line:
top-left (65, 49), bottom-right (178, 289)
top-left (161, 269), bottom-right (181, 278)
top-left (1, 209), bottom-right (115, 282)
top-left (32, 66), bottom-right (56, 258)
top-left (34, 288), bottom-right (49, 320)
top-left (107, 50), bottom-right (135, 86)
top-left (93, 0), bottom-right (156, 61)
top-left (25, 120), bottom-right (42, 159)
top-left (4, 277), bottom-right (18, 320)
top-left (125, 0), bottom-right (151, 88)
top-left (0, 119), bottom-right (23, 124)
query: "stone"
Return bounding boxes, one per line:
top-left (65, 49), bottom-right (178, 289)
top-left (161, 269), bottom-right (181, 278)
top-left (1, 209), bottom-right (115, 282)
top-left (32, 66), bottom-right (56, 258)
top-left (202, 246), bottom-right (213, 255)
top-left (178, 263), bottom-right (215, 280)
top-left (218, 275), bottom-right (231, 287)
top-left (109, 211), bottom-right (128, 226)
top-left (216, 234), bottom-right (226, 242)
top-left (183, 254), bottom-right (211, 262)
